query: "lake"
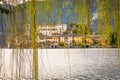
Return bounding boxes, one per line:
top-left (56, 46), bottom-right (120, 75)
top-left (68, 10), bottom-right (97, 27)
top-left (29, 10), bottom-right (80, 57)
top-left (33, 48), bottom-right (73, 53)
top-left (0, 48), bottom-right (120, 80)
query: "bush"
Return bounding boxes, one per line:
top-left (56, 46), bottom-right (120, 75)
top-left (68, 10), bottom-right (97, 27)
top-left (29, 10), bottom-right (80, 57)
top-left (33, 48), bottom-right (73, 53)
top-left (59, 42), bottom-right (65, 46)
top-left (77, 43), bottom-right (86, 48)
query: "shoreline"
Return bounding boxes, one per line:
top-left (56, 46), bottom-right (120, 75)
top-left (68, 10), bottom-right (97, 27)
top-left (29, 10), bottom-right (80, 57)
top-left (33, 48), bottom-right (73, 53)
top-left (0, 47), bottom-right (119, 49)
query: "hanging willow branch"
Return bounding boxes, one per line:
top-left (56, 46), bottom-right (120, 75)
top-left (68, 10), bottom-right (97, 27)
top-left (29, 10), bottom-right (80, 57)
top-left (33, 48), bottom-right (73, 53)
top-left (0, 6), bottom-right (11, 14)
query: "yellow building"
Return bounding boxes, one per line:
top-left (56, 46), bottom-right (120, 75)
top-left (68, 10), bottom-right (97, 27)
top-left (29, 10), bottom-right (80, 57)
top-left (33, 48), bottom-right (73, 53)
top-left (43, 35), bottom-right (94, 47)
top-left (85, 37), bottom-right (94, 45)
top-left (93, 35), bottom-right (109, 47)
top-left (99, 37), bottom-right (108, 46)
top-left (73, 35), bottom-right (94, 45)
top-left (73, 36), bottom-right (83, 43)
top-left (44, 36), bottom-right (60, 44)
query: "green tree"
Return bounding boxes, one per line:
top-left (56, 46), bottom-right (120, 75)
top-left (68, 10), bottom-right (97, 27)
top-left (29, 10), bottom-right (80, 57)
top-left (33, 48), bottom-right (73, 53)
top-left (71, 24), bottom-right (92, 35)
top-left (112, 0), bottom-right (120, 47)
top-left (98, 0), bottom-right (112, 47)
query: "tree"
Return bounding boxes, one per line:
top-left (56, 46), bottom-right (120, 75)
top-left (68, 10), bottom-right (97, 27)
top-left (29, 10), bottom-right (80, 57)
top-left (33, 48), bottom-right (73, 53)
top-left (31, 0), bottom-right (39, 79)
top-left (98, 0), bottom-right (112, 47)
top-left (70, 23), bottom-right (92, 35)
top-left (112, 0), bottom-right (120, 47)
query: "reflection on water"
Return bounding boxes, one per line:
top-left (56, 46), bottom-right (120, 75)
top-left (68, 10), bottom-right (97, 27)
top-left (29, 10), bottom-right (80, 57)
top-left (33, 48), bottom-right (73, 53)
top-left (0, 48), bottom-right (120, 80)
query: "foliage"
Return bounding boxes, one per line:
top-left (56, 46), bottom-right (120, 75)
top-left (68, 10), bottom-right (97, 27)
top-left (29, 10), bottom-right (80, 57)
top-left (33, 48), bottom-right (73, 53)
top-left (77, 43), bottom-right (86, 48)
top-left (71, 23), bottom-right (92, 35)
top-left (0, 6), bottom-right (11, 14)
top-left (97, 0), bottom-right (119, 47)
top-left (110, 32), bottom-right (117, 46)
top-left (59, 42), bottom-right (65, 46)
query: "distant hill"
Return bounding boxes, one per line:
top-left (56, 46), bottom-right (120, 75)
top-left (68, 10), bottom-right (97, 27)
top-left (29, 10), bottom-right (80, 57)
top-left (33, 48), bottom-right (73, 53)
top-left (0, 0), bottom-right (98, 33)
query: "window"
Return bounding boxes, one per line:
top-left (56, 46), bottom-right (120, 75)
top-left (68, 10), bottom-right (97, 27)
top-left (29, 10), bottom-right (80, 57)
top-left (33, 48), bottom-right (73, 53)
top-left (62, 27), bottom-right (64, 30)
top-left (43, 32), bottom-right (45, 35)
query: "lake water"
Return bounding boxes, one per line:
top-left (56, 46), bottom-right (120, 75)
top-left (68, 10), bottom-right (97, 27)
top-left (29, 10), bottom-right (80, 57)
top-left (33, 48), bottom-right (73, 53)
top-left (0, 48), bottom-right (120, 80)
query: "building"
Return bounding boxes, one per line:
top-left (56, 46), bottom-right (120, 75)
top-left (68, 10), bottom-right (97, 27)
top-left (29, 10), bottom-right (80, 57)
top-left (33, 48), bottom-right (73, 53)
top-left (25, 24), bottom-right (31, 36)
top-left (44, 36), bottom-right (60, 48)
top-left (60, 36), bottom-right (73, 44)
top-left (60, 36), bottom-right (65, 42)
top-left (73, 36), bottom-right (83, 43)
top-left (64, 36), bottom-right (73, 45)
top-left (44, 36), bottom-right (60, 45)
top-left (85, 35), bottom-right (94, 45)
top-left (93, 34), bottom-right (108, 47)
top-left (60, 35), bottom-right (94, 45)
top-left (38, 24), bottom-right (67, 36)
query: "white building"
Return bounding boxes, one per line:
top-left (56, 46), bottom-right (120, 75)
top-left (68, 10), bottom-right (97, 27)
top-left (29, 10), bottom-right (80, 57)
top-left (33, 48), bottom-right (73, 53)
top-left (38, 24), bottom-right (67, 36)
top-left (25, 24), bottom-right (31, 36)
top-left (60, 37), bottom-right (65, 42)
top-left (60, 36), bottom-right (73, 44)
top-left (67, 36), bottom-right (73, 44)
